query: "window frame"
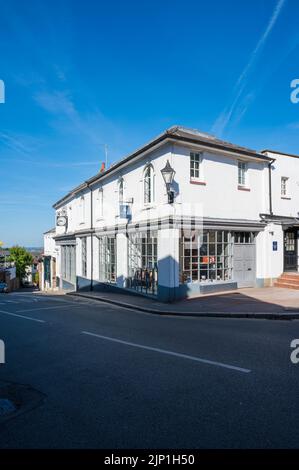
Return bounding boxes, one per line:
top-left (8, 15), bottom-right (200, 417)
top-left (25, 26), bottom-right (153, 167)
top-left (81, 237), bottom-right (87, 277)
top-left (190, 152), bottom-right (202, 181)
top-left (179, 230), bottom-right (233, 284)
top-left (98, 235), bottom-right (117, 283)
top-left (79, 196), bottom-right (85, 224)
top-left (281, 176), bottom-right (289, 198)
top-left (96, 187), bottom-right (104, 220)
top-left (143, 164), bottom-right (155, 205)
top-left (118, 177), bottom-right (125, 216)
top-left (238, 161), bottom-right (247, 187)
top-left (61, 244), bottom-right (76, 284)
top-left (128, 231), bottom-right (158, 295)
top-left (118, 178), bottom-right (124, 205)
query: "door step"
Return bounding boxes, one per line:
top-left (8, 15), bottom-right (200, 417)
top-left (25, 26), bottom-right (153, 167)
top-left (274, 273), bottom-right (299, 290)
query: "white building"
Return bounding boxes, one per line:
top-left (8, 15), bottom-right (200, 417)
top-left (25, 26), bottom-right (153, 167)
top-left (40, 228), bottom-right (58, 291)
top-left (45, 126), bottom-right (299, 301)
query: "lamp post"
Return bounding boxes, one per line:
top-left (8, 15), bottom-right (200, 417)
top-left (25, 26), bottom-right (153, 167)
top-left (161, 160), bottom-right (176, 204)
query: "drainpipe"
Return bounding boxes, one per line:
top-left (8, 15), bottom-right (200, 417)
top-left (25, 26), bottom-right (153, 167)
top-left (88, 184), bottom-right (93, 291)
top-left (268, 160), bottom-right (275, 216)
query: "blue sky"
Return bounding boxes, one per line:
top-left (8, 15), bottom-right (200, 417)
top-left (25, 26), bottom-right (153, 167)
top-left (0, 0), bottom-right (299, 246)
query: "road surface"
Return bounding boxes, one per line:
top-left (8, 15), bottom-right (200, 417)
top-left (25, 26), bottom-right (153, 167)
top-left (0, 291), bottom-right (298, 448)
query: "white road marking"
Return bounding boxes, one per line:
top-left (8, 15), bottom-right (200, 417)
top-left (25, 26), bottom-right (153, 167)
top-left (81, 331), bottom-right (251, 374)
top-left (0, 309), bottom-right (46, 323)
top-left (1, 297), bottom-right (29, 302)
top-left (2, 300), bottom-right (19, 304)
top-left (17, 304), bottom-right (83, 313)
top-left (15, 295), bottom-right (78, 304)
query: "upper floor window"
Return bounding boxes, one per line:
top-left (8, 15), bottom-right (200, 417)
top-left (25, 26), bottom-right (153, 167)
top-left (281, 177), bottom-right (289, 197)
top-left (238, 161), bottom-right (247, 186)
top-left (119, 178), bottom-right (124, 205)
top-left (144, 165), bottom-right (155, 204)
top-left (79, 196), bottom-right (85, 224)
top-left (96, 188), bottom-right (103, 219)
top-left (190, 152), bottom-right (201, 179)
top-left (118, 177), bottom-right (127, 217)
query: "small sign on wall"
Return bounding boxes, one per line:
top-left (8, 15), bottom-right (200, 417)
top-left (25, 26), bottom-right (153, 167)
top-left (119, 204), bottom-right (131, 220)
top-left (273, 241), bottom-right (278, 251)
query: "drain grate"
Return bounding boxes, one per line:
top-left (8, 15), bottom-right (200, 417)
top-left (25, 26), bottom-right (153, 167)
top-left (0, 398), bottom-right (16, 416)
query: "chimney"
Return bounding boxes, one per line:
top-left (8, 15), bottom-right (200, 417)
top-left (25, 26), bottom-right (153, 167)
top-left (100, 162), bottom-right (105, 173)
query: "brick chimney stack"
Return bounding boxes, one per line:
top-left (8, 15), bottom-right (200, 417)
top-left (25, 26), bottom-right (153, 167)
top-left (100, 162), bottom-right (105, 173)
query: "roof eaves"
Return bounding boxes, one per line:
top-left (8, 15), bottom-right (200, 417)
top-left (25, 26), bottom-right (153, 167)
top-left (43, 227), bottom-right (56, 235)
top-left (52, 127), bottom-right (272, 208)
top-left (261, 149), bottom-right (299, 159)
top-left (169, 134), bottom-right (272, 161)
top-left (53, 181), bottom-right (89, 209)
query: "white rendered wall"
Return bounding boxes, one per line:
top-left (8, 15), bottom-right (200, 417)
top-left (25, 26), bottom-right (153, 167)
top-left (173, 144), bottom-right (269, 221)
top-left (116, 233), bottom-right (128, 288)
top-left (55, 142), bottom-right (269, 237)
top-left (265, 151), bottom-right (299, 217)
top-left (256, 223), bottom-right (284, 284)
top-left (44, 231), bottom-right (56, 257)
top-left (157, 227), bottom-right (180, 298)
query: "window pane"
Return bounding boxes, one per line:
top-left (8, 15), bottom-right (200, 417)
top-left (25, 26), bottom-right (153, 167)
top-left (209, 244), bottom-right (216, 255)
top-left (209, 232), bottom-right (216, 243)
top-left (200, 244), bottom-right (207, 256)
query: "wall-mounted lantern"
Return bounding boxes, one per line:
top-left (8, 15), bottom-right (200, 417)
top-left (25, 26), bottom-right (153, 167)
top-left (161, 160), bottom-right (176, 204)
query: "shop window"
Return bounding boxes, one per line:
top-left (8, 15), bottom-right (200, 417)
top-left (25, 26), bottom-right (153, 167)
top-left (81, 237), bottom-right (87, 277)
top-left (180, 230), bottom-right (233, 283)
top-left (128, 231), bottom-right (158, 295)
top-left (98, 236), bottom-right (116, 283)
top-left (234, 232), bottom-right (254, 244)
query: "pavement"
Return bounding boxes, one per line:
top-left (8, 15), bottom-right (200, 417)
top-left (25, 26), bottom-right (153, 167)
top-left (69, 286), bottom-right (299, 319)
top-left (1, 290), bottom-right (299, 448)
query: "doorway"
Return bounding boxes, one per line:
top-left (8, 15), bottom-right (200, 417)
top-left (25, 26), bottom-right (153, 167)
top-left (284, 229), bottom-right (298, 272)
top-left (233, 232), bottom-right (256, 288)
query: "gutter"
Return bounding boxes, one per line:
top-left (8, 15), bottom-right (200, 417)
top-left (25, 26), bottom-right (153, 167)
top-left (167, 134), bottom-right (272, 162)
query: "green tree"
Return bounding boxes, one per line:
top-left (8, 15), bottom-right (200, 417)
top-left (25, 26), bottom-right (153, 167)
top-left (9, 246), bottom-right (33, 280)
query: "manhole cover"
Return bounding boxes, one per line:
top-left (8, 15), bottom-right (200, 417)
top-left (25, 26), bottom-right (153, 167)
top-left (0, 398), bottom-right (16, 416)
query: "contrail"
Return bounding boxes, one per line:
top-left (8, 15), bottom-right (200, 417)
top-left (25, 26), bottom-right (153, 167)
top-left (212, 0), bottom-right (286, 137)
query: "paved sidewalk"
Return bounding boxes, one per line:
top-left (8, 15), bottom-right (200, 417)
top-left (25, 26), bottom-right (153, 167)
top-left (69, 287), bottom-right (299, 319)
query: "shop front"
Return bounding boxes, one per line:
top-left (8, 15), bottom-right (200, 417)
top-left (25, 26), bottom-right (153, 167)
top-left (179, 229), bottom-right (257, 294)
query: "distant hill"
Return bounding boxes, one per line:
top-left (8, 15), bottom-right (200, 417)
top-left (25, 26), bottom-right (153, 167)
top-left (0, 247), bottom-right (43, 256)
top-left (25, 247), bottom-right (43, 254)
top-left (25, 247), bottom-right (43, 251)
